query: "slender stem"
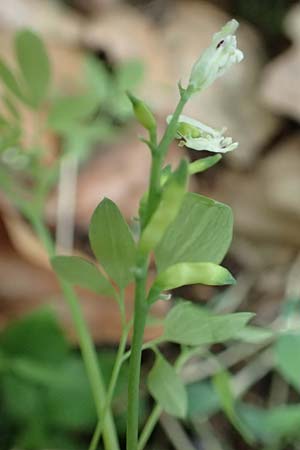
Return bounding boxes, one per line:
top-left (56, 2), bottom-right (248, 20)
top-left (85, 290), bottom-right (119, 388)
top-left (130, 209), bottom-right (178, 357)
top-left (122, 337), bottom-right (165, 364)
top-left (126, 258), bottom-right (149, 450)
top-left (138, 404), bottom-right (162, 450)
top-left (157, 89), bottom-right (190, 160)
top-left (145, 90), bottom-right (190, 223)
top-left (30, 215), bottom-right (120, 450)
top-left (89, 320), bottom-right (130, 450)
top-left (126, 88), bottom-right (191, 450)
top-left (144, 154), bottom-right (162, 225)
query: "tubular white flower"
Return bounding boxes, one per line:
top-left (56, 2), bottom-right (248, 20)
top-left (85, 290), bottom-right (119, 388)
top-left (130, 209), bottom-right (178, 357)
top-left (188, 19), bottom-right (244, 92)
top-left (168, 114), bottom-right (238, 153)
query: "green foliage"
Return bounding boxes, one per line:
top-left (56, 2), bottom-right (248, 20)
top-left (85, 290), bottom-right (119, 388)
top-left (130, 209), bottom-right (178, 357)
top-left (84, 55), bottom-right (110, 102)
top-left (163, 301), bottom-right (253, 346)
top-left (186, 380), bottom-right (220, 418)
top-left (155, 193), bottom-right (233, 272)
top-left (0, 23), bottom-right (260, 450)
top-left (139, 159), bottom-right (188, 253)
top-left (48, 94), bottom-right (99, 132)
top-left (188, 154), bottom-right (222, 174)
top-left (147, 354), bottom-right (187, 418)
top-left (89, 198), bottom-right (136, 288)
top-left (213, 371), bottom-right (255, 444)
top-left (0, 29), bottom-right (143, 225)
top-left (15, 29), bottom-right (51, 107)
top-left (51, 255), bottom-right (115, 296)
top-left (236, 325), bottom-right (274, 343)
top-left (239, 403), bottom-right (300, 446)
top-left (0, 60), bottom-right (26, 103)
top-left (0, 308), bottom-right (68, 363)
top-left (0, 309), bottom-right (128, 450)
top-left (275, 332), bottom-right (300, 391)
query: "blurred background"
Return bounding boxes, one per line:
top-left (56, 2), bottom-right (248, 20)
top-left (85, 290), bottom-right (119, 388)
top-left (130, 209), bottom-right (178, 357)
top-left (0, 0), bottom-right (300, 449)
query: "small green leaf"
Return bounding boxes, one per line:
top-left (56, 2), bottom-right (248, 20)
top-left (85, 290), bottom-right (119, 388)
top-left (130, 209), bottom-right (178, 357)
top-left (51, 255), bottom-right (115, 296)
top-left (147, 354), bottom-right (187, 418)
top-left (2, 374), bottom-right (42, 423)
top-left (139, 159), bottom-right (188, 254)
top-left (187, 380), bottom-right (220, 418)
top-left (46, 357), bottom-right (97, 430)
top-left (188, 154), bottom-right (222, 174)
top-left (15, 29), bottom-right (51, 107)
top-left (84, 55), bottom-right (109, 101)
top-left (213, 371), bottom-right (255, 444)
top-left (48, 94), bottom-right (99, 132)
top-left (0, 308), bottom-right (68, 363)
top-left (236, 326), bottom-right (274, 344)
top-left (89, 198), bottom-right (136, 288)
top-left (3, 94), bottom-right (20, 121)
top-left (275, 332), bottom-right (300, 391)
top-left (164, 301), bottom-right (254, 346)
top-left (155, 192), bottom-right (233, 272)
top-left (0, 60), bottom-right (25, 101)
top-left (115, 59), bottom-right (144, 91)
top-left (239, 403), bottom-right (300, 445)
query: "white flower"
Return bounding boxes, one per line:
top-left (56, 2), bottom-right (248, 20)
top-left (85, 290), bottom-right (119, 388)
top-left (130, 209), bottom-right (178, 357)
top-left (188, 19), bottom-right (244, 92)
top-left (168, 115), bottom-right (238, 153)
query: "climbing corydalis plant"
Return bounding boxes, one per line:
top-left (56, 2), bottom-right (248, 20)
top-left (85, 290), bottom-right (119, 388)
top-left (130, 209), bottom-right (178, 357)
top-left (51, 19), bottom-right (247, 450)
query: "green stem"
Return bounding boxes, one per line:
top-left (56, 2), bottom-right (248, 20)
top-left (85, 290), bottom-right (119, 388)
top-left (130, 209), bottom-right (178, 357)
top-left (157, 88), bottom-right (190, 160)
top-left (126, 258), bottom-right (149, 450)
top-left (126, 88), bottom-right (191, 450)
top-left (138, 404), bottom-right (162, 450)
top-left (30, 214), bottom-right (120, 450)
top-left (145, 89), bottom-right (190, 223)
top-left (89, 320), bottom-right (130, 450)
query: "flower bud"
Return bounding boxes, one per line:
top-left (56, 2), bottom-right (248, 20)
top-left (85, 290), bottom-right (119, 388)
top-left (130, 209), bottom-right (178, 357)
top-left (127, 92), bottom-right (156, 132)
top-left (188, 19), bottom-right (244, 93)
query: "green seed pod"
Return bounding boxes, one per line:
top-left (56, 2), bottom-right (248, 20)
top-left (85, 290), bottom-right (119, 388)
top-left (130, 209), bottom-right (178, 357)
top-left (148, 262), bottom-right (235, 304)
top-left (127, 92), bottom-right (156, 132)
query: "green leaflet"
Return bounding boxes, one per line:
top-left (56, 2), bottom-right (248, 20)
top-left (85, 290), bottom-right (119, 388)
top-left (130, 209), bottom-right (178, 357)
top-left (84, 55), bottom-right (110, 102)
top-left (139, 159), bottom-right (188, 254)
top-left (239, 403), bottom-right (300, 445)
top-left (51, 255), bottom-right (115, 297)
top-left (155, 192), bottom-right (233, 272)
top-left (275, 332), bottom-right (300, 391)
top-left (0, 60), bottom-right (25, 102)
top-left (89, 198), bottom-right (136, 288)
top-left (213, 371), bottom-right (255, 444)
top-left (163, 301), bottom-right (254, 346)
top-left (15, 29), bottom-right (51, 107)
top-left (48, 94), bottom-right (99, 133)
top-left (147, 354), bottom-right (187, 418)
top-left (115, 59), bottom-right (144, 91)
top-left (0, 308), bottom-right (68, 364)
top-left (188, 154), bottom-right (222, 174)
top-left (236, 326), bottom-right (274, 344)
top-left (187, 380), bottom-right (220, 418)
top-left (3, 94), bottom-right (21, 121)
